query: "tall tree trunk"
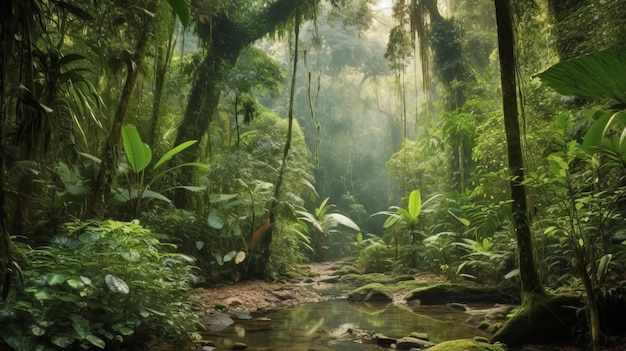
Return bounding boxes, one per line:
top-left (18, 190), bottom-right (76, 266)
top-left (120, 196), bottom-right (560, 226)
top-left (252, 12), bottom-right (301, 278)
top-left (494, 0), bottom-right (543, 298)
top-left (149, 18), bottom-right (177, 146)
top-left (90, 24), bottom-right (152, 217)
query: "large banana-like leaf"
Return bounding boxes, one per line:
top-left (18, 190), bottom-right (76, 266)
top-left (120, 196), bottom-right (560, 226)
top-left (122, 125), bottom-right (151, 173)
top-left (326, 213), bottom-right (361, 232)
top-left (152, 139), bottom-right (197, 170)
top-left (165, 0), bottom-right (190, 26)
top-left (407, 189), bottom-right (422, 220)
top-left (536, 46), bottom-right (626, 104)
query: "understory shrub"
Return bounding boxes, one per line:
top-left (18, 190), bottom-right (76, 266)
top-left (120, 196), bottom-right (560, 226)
top-left (357, 240), bottom-right (394, 273)
top-left (0, 220), bottom-right (201, 351)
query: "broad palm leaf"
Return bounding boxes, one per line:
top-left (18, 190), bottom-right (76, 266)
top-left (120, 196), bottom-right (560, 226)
top-left (536, 46), bottom-right (626, 104)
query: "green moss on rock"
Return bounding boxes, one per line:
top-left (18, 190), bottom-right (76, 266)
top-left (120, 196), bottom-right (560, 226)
top-left (427, 339), bottom-right (507, 351)
top-left (347, 283), bottom-right (393, 302)
top-left (342, 272), bottom-right (398, 286)
top-left (405, 283), bottom-right (518, 304)
top-left (491, 293), bottom-right (582, 346)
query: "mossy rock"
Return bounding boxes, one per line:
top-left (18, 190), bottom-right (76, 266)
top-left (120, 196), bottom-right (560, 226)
top-left (395, 279), bottom-right (429, 291)
top-left (405, 283), bottom-right (518, 304)
top-left (341, 272), bottom-right (397, 286)
top-left (491, 293), bottom-right (583, 346)
top-left (347, 283), bottom-right (393, 302)
top-left (427, 338), bottom-right (507, 351)
top-left (333, 263), bottom-right (361, 276)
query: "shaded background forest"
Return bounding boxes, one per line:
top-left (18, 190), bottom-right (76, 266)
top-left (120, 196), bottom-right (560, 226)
top-left (2, 0), bottom-right (626, 349)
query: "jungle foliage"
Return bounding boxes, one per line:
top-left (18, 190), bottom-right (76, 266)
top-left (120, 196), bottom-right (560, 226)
top-left (2, 0), bottom-right (626, 349)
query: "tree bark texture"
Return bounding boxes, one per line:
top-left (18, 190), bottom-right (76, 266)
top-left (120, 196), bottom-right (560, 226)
top-left (494, 0), bottom-right (543, 298)
top-left (172, 0), bottom-right (315, 208)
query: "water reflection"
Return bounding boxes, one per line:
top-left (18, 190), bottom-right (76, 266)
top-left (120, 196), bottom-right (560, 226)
top-left (204, 300), bottom-right (489, 350)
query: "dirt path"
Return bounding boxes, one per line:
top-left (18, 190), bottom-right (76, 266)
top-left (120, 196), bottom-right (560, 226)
top-left (193, 262), bottom-right (339, 314)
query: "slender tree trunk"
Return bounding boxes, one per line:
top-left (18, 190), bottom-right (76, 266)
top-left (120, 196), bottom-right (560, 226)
top-left (494, 0), bottom-right (543, 298)
top-left (149, 18), bottom-right (176, 146)
top-left (90, 25), bottom-right (152, 217)
top-left (252, 12), bottom-right (301, 278)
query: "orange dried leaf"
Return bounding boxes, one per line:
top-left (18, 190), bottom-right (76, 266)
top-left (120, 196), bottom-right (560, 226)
top-left (249, 219), bottom-right (272, 249)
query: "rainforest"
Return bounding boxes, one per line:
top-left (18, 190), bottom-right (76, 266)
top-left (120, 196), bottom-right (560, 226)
top-left (2, 0), bottom-right (626, 350)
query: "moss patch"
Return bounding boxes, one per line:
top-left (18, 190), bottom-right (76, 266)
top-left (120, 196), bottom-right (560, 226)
top-left (405, 283), bottom-right (518, 304)
top-left (394, 279), bottom-right (429, 291)
top-left (427, 338), bottom-right (507, 351)
top-left (341, 272), bottom-right (398, 286)
top-left (347, 283), bottom-right (393, 302)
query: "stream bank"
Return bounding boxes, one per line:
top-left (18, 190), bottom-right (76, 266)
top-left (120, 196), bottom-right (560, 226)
top-left (181, 261), bottom-right (624, 351)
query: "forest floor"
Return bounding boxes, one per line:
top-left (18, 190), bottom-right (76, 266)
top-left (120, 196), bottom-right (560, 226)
top-left (192, 261), bottom-right (334, 313)
top-left (191, 261), bottom-right (626, 351)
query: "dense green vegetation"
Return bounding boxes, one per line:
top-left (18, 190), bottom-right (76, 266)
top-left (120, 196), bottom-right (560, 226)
top-left (2, 0), bottom-right (626, 349)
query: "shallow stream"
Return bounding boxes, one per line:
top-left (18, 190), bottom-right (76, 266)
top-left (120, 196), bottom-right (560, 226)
top-left (203, 299), bottom-right (491, 350)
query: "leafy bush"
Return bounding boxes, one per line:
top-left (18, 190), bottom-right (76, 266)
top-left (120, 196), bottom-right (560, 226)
top-left (0, 220), bottom-right (201, 351)
top-left (266, 221), bottom-right (312, 281)
top-left (357, 240), bottom-right (394, 273)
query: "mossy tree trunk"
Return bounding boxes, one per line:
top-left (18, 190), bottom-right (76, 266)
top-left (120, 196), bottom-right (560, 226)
top-left (172, 0), bottom-right (314, 208)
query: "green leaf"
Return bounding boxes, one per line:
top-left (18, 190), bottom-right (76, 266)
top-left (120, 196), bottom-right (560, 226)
top-left (447, 210), bottom-right (470, 226)
top-left (46, 273), bottom-right (66, 286)
top-left (597, 254), bottom-right (612, 282)
top-left (582, 109), bottom-right (611, 153)
top-left (122, 124), bottom-right (152, 173)
top-left (34, 290), bottom-right (53, 300)
top-left (547, 155), bottom-right (568, 176)
top-left (408, 190), bottom-right (422, 220)
top-left (223, 250), bottom-right (237, 263)
top-left (52, 336), bottom-right (73, 348)
top-left (212, 252), bottom-right (224, 266)
top-left (174, 185), bottom-right (206, 192)
top-left (118, 326), bottom-right (134, 336)
top-left (165, 0), bottom-right (190, 26)
top-left (207, 210), bottom-right (225, 229)
top-left (78, 151), bottom-right (101, 164)
top-left (70, 313), bottom-right (90, 339)
top-left (29, 324), bottom-right (45, 336)
top-left (504, 268), bottom-right (519, 279)
top-left (382, 215), bottom-right (399, 229)
top-left (56, 2), bottom-right (95, 21)
top-left (482, 238), bottom-right (491, 251)
top-left (195, 241), bottom-right (205, 250)
top-left (86, 334), bottom-right (106, 349)
top-left (153, 140), bottom-right (197, 170)
top-left (66, 278), bottom-right (86, 289)
top-left (209, 193), bottom-right (238, 202)
top-left (104, 274), bottom-right (129, 294)
top-left (327, 213), bottom-right (360, 232)
top-left (536, 46), bottom-right (626, 104)
top-left (113, 188), bottom-right (172, 203)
